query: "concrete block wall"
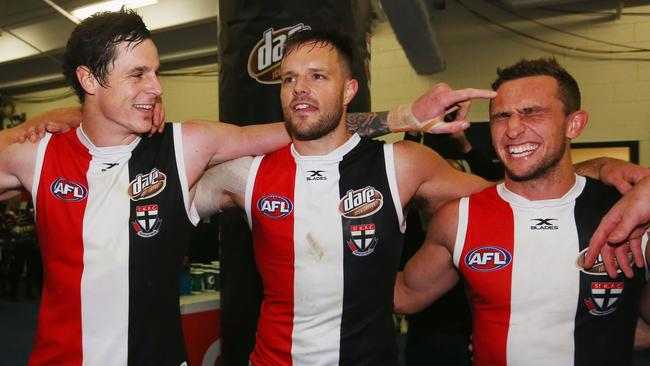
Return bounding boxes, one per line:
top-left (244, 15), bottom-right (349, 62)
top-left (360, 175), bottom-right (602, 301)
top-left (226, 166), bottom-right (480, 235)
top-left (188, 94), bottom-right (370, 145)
top-left (371, 0), bottom-right (650, 165)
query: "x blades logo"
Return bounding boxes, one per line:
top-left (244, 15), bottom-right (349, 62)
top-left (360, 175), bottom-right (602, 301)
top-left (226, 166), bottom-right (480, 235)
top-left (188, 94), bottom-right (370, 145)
top-left (530, 218), bottom-right (558, 230)
top-left (306, 170), bottom-right (327, 181)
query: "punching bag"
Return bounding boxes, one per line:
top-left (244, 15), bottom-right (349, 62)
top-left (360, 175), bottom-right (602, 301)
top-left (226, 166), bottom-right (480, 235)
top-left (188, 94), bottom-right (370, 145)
top-left (217, 1), bottom-right (372, 364)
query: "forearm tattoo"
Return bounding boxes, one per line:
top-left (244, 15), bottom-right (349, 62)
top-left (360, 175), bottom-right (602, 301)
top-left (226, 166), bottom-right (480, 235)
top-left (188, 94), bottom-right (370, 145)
top-left (346, 111), bottom-right (390, 139)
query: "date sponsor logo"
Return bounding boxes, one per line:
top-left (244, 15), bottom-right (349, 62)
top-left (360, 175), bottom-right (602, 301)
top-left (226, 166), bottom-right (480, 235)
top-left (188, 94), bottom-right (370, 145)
top-left (339, 186), bottom-right (383, 219)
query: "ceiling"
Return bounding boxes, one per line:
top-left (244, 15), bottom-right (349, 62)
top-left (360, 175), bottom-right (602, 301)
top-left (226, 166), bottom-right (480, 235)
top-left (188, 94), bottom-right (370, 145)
top-left (0, 0), bottom-right (218, 94)
top-left (0, 0), bottom-right (642, 95)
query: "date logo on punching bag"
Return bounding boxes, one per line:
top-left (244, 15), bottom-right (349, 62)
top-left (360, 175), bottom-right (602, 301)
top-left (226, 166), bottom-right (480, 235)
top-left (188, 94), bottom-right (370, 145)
top-left (248, 23), bottom-right (311, 84)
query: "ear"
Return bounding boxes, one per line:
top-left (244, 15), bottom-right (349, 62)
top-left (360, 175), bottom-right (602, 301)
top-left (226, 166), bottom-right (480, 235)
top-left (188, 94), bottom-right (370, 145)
top-left (342, 79), bottom-right (358, 106)
top-left (76, 66), bottom-right (98, 96)
top-left (566, 110), bottom-right (588, 139)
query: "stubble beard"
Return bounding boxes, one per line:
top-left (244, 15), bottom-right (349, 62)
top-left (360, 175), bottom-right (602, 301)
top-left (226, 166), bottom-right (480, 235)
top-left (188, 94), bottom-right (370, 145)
top-left (505, 142), bottom-right (566, 182)
top-left (284, 101), bottom-right (343, 141)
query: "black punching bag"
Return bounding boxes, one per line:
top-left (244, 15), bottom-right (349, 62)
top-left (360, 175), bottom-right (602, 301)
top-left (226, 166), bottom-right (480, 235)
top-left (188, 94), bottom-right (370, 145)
top-left (217, 1), bottom-right (372, 364)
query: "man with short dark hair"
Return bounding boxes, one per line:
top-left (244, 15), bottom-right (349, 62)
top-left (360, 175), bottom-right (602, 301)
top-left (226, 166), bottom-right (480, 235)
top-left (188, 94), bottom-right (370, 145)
top-left (0, 11), bottom-right (500, 366)
top-left (395, 58), bottom-right (649, 366)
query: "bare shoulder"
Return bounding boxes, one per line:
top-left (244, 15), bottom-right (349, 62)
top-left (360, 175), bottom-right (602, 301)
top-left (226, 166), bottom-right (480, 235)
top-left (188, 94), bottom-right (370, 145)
top-left (424, 198), bottom-right (461, 253)
top-left (0, 140), bottom-right (40, 191)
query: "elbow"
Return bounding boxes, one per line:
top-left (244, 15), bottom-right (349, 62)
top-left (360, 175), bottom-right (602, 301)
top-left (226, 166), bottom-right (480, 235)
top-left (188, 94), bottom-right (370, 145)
top-left (394, 273), bottom-right (418, 314)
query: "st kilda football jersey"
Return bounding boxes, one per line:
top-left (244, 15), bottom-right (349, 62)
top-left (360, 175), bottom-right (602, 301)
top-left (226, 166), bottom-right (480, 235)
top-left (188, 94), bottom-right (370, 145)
top-left (453, 176), bottom-right (647, 366)
top-left (30, 125), bottom-right (199, 366)
top-left (245, 134), bottom-right (406, 366)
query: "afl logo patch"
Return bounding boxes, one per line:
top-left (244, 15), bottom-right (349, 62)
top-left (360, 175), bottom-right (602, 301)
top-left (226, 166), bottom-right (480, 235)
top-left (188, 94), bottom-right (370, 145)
top-left (128, 168), bottom-right (166, 201)
top-left (50, 177), bottom-right (87, 201)
top-left (258, 195), bottom-right (293, 218)
top-left (465, 246), bottom-right (512, 272)
top-left (339, 186), bottom-right (383, 219)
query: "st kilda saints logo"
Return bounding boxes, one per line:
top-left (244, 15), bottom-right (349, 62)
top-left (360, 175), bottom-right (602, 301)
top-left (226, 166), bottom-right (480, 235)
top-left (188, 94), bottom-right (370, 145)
top-left (128, 168), bottom-right (166, 201)
top-left (247, 23), bottom-right (311, 84)
top-left (257, 194), bottom-right (293, 219)
top-left (339, 186), bottom-right (383, 219)
top-left (584, 282), bottom-right (624, 316)
top-left (50, 177), bottom-right (88, 202)
top-left (132, 204), bottom-right (162, 238)
top-left (347, 223), bottom-right (378, 256)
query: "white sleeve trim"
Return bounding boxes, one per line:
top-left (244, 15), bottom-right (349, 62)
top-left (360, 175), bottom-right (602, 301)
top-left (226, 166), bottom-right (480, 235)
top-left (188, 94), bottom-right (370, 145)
top-left (245, 156), bottom-right (264, 230)
top-left (173, 123), bottom-right (200, 226)
top-left (383, 143), bottom-right (406, 233)
top-left (31, 133), bottom-right (53, 216)
top-left (453, 197), bottom-right (469, 268)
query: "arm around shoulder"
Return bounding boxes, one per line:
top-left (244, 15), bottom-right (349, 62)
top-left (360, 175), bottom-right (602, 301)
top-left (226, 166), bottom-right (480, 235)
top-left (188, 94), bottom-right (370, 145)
top-left (0, 141), bottom-right (38, 198)
top-left (393, 140), bottom-right (490, 214)
top-left (394, 199), bottom-right (461, 314)
top-left (194, 156), bottom-right (253, 218)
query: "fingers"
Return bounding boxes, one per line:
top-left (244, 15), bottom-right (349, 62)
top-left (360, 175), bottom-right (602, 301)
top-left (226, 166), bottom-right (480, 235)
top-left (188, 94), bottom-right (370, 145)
top-left (612, 178), bottom-right (633, 195)
top-left (149, 98), bottom-right (166, 137)
top-left (585, 216), bottom-right (616, 267)
top-left (441, 88), bottom-right (497, 107)
top-left (454, 101), bottom-right (471, 123)
top-left (599, 245), bottom-right (620, 279)
top-left (614, 243), bottom-right (634, 279)
top-left (629, 236), bottom-right (646, 269)
top-left (426, 120), bottom-right (470, 135)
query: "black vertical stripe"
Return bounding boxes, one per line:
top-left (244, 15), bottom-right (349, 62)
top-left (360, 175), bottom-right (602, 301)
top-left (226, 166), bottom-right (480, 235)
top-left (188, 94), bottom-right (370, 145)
top-left (127, 127), bottom-right (196, 366)
top-left (338, 139), bottom-right (403, 366)
top-left (573, 178), bottom-right (644, 366)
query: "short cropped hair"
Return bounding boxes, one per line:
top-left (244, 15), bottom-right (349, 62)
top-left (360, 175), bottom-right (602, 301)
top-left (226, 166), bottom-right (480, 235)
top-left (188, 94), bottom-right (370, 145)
top-left (491, 58), bottom-right (581, 115)
top-left (62, 9), bottom-right (151, 102)
top-left (283, 29), bottom-right (354, 78)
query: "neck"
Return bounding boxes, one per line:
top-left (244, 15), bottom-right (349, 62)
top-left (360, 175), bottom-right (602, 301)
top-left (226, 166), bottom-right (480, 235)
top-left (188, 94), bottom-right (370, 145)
top-left (292, 117), bottom-right (351, 156)
top-left (504, 159), bottom-right (576, 200)
top-left (81, 104), bottom-right (139, 147)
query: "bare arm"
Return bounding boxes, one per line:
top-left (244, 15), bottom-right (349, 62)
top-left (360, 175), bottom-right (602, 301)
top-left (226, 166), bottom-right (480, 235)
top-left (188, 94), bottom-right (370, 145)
top-left (586, 176), bottom-right (650, 278)
top-left (394, 200), bottom-right (461, 314)
top-left (194, 156), bottom-right (251, 218)
top-left (574, 157), bottom-right (650, 194)
top-left (0, 141), bottom-right (38, 198)
top-left (347, 83), bottom-right (497, 138)
top-left (182, 121), bottom-right (290, 188)
top-left (635, 317), bottom-right (650, 351)
top-left (394, 141), bottom-right (491, 214)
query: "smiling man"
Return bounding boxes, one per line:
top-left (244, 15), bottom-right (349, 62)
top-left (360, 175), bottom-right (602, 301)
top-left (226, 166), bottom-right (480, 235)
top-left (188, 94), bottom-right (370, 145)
top-left (0, 9), bottom-right (506, 366)
top-left (394, 58), bottom-right (649, 366)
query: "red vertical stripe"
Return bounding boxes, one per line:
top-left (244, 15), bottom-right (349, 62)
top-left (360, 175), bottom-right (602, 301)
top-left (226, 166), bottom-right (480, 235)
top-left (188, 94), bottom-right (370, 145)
top-left (29, 130), bottom-right (90, 366)
top-left (249, 146), bottom-right (296, 365)
top-left (459, 187), bottom-right (514, 366)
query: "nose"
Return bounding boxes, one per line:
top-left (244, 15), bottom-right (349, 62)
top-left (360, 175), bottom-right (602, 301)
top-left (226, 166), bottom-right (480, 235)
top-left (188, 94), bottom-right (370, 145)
top-left (505, 114), bottom-right (524, 139)
top-left (292, 77), bottom-right (308, 96)
top-left (146, 73), bottom-right (163, 96)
